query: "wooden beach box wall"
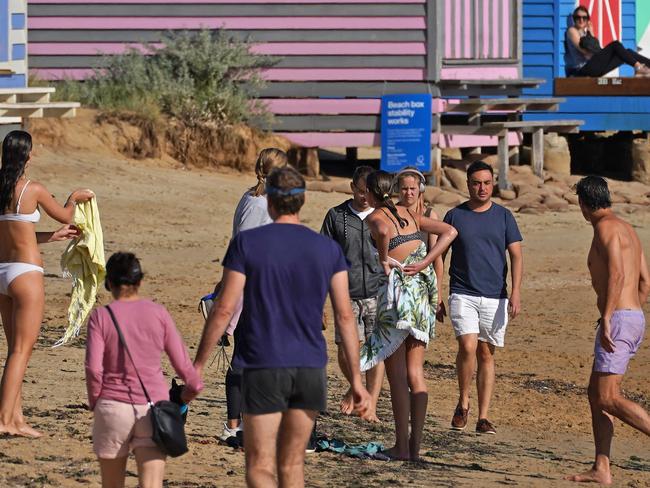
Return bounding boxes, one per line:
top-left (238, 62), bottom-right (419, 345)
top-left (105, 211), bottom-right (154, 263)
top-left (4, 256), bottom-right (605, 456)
top-left (27, 0), bottom-right (525, 151)
top-left (0, 0), bottom-right (27, 89)
top-left (523, 0), bottom-right (650, 131)
top-left (438, 0), bottom-right (522, 80)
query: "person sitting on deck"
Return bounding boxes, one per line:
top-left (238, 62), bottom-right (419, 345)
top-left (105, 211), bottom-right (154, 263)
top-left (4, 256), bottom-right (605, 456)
top-left (565, 6), bottom-right (650, 78)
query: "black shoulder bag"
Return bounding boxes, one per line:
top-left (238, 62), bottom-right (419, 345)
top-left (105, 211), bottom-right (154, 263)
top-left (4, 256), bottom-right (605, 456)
top-left (106, 306), bottom-right (189, 458)
top-left (579, 31), bottom-right (602, 54)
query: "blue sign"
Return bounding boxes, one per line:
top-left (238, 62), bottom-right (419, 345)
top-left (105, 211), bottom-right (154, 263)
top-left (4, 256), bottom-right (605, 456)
top-left (380, 94), bottom-right (432, 173)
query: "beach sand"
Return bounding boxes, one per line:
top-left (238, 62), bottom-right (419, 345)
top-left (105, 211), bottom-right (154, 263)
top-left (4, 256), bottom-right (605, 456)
top-left (0, 126), bottom-right (648, 487)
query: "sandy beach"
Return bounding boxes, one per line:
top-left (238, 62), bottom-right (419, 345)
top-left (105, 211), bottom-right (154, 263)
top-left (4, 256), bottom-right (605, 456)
top-left (0, 114), bottom-right (648, 487)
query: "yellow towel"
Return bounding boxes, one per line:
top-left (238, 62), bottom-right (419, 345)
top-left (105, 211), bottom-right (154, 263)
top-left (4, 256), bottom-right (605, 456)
top-left (56, 198), bottom-right (106, 347)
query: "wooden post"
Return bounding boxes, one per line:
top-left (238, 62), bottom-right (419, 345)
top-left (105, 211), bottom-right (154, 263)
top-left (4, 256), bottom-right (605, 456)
top-left (429, 113), bottom-right (442, 186)
top-left (345, 147), bottom-right (358, 165)
top-left (288, 147), bottom-right (320, 177)
top-left (509, 146), bottom-right (520, 166)
top-left (425, 0), bottom-right (442, 82)
top-left (430, 145), bottom-right (442, 186)
top-left (498, 134), bottom-right (511, 190)
top-left (304, 147), bottom-right (320, 177)
top-left (466, 110), bottom-right (482, 157)
top-left (532, 128), bottom-right (544, 177)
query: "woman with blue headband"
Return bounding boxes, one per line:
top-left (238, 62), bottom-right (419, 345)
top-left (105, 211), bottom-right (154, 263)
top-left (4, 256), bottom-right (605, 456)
top-left (217, 148), bottom-right (288, 446)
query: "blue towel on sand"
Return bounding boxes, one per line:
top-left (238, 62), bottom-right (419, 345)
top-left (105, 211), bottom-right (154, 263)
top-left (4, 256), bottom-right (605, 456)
top-left (316, 438), bottom-right (389, 460)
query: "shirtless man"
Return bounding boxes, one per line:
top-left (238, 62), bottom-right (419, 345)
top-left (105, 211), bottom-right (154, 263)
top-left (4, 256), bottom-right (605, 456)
top-left (566, 176), bottom-right (650, 485)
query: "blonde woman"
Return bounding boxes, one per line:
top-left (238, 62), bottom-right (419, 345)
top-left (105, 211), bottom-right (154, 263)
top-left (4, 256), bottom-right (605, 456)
top-left (394, 167), bottom-right (446, 322)
top-left (0, 130), bottom-right (94, 438)
top-left (219, 148), bottom-right (288, 443)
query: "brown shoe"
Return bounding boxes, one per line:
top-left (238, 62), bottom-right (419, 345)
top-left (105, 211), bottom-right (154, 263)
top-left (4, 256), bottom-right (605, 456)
top-left (475, 418), bottom-right (496, 435)
top-left (451, 404), bottom-right (469, 431)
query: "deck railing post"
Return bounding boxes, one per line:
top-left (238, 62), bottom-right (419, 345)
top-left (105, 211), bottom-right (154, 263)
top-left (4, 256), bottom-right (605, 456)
top-left (430, 145), bottom-right (442, 187)
top-left (498, 134), bottom-right (511, 191)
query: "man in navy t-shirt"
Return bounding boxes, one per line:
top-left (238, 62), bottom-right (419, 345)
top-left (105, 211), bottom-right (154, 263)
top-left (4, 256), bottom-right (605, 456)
top-left (443, 161), bottom-right (523, 435)
top-left (194, 166), bottom-right (371, 487)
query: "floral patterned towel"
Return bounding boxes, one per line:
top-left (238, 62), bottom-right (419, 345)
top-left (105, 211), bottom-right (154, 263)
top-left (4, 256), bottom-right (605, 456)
top-left (360, 242), bottom-right (437, 371)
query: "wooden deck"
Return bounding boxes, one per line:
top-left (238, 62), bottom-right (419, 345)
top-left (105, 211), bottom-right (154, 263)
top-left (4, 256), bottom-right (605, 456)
top-left (554, 77), bottom-right (650, 96)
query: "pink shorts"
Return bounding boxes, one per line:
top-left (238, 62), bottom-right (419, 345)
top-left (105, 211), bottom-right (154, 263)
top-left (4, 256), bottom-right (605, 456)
top-left (92, 398), bottom-right (159, 459)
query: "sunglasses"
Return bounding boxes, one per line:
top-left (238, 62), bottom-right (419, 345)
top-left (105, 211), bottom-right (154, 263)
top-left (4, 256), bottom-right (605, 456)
top-left (574, 15), bottom-right (589, 20)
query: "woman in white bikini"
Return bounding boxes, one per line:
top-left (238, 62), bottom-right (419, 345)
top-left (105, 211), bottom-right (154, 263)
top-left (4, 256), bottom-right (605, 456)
top-left (0, 130), bottom-right (94, 437)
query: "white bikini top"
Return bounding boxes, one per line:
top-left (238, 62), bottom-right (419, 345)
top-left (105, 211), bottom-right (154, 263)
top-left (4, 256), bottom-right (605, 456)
top-left (0, 180), bottom-right (40, 223)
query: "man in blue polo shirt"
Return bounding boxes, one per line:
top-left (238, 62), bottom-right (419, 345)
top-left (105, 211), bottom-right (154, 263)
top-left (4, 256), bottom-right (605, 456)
top-left (443, 161), bottom-right (523, 435)
top-left (194, 166), bottom-right (371, 487)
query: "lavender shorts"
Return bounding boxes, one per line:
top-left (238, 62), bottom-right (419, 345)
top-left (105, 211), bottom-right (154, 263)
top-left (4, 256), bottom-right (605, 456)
top-left (594, 310), bottom-right (646, 375)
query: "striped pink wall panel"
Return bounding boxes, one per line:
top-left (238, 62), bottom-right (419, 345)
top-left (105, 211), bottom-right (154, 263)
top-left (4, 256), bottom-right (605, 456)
top-left (279, 132), bottom-right (439, 147)
top-left (261, 69), bottom-right (425, 81)
top-left (440, 66), bottom-right (520, 80)
top-left (31, 0), bottom-right (425, 3)
top-left (279, 132), bottom-right (522, 148)
top-left (29, 17), bottom-right (427, 30)
top-left (27, 0), bottom-right (529, 153)
top-left (443, 0), bottom-right (516, 61)
top-left (255, 42), bottom-right (426, 55)
top-left (32, 68), bottom-right (427, 82)
top-left (439, 132), bottom-right (522, 148)
top-left (28, 1), bottom-right (522, 82)
top-left (28, 42), bottom-right (427, 56)
top-left (28, 69), bottom-right (525, 88)
top-left (264, 98), bottom-right (446, 114)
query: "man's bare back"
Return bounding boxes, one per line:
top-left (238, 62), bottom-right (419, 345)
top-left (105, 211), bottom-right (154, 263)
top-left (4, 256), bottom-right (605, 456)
top-left (587, 213), bottom-right (648, 315)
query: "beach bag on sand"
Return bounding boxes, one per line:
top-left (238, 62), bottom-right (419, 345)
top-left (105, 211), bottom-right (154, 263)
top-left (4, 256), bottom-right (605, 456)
top-left (106, 306), bottom-right (188, 458)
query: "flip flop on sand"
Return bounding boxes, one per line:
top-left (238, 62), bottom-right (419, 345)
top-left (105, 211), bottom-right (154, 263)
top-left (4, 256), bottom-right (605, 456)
top-left (375, 449), bottom-right (410, 462)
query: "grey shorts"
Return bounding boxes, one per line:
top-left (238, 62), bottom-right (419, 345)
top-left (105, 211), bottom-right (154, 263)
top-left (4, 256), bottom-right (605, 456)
top-left (335, 297), bottom-right (378, 344)
top-left (241, 367), bottom-right (327, 415)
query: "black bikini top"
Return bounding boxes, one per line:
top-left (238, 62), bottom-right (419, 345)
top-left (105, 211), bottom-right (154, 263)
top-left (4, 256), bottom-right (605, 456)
top-left (381, 208), bottom-right (425, 251)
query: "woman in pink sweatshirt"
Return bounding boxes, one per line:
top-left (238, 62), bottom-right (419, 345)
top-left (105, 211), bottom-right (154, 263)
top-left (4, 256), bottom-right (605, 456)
top-left (85, 252), bottom-right (203, 488)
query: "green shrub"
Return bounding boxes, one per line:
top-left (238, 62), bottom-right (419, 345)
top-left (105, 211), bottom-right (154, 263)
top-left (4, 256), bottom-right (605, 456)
top-left (54, 29), bottom-right (277, 127)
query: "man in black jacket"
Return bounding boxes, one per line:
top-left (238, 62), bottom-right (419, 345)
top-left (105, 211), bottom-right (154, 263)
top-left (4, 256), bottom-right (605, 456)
top-left (321, 166), bottom-right (385, 422)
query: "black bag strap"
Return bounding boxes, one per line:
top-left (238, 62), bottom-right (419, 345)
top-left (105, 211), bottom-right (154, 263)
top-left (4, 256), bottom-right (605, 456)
top-left (106, 305), bottom-right (154, 406)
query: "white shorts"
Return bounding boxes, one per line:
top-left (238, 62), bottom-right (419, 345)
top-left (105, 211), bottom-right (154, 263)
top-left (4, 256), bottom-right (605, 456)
top-left (449, 293), bottom-right (509, 347)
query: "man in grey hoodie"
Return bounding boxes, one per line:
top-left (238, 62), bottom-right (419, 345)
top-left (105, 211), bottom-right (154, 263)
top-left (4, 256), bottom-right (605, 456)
top-left (321, 166), bottom-right (385, 422)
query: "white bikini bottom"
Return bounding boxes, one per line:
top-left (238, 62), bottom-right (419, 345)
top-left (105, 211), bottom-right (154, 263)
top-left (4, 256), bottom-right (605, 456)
top-left (0, 262), bottom-right (44, 295)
